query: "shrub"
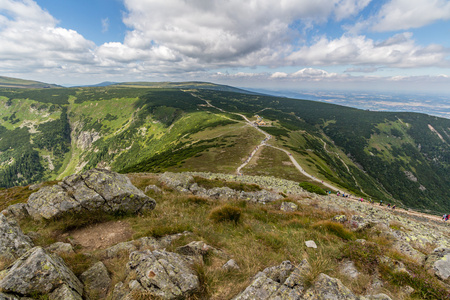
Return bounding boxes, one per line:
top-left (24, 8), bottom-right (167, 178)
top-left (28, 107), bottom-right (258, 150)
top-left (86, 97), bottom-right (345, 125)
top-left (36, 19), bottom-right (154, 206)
top-left (209, 205), bottom-right (241, 224)
top-left (299, 182), bottom-right (327, 195)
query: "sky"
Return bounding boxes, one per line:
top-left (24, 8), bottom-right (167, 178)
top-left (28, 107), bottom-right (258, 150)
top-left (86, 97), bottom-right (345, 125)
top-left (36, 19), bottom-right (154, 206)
top-left (1, 0), bottom-right (450, 94)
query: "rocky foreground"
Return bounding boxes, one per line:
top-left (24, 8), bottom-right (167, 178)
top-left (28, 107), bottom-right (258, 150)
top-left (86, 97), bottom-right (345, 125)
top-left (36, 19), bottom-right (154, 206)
top-left (1, 169), bottom-right (450, 299)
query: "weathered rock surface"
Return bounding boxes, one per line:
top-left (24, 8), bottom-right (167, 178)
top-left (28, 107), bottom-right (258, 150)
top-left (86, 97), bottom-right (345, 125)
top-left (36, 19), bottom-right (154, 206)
top-left (365, 293), bottom-right (392, 300)
top-left (116, 249), bottom-right (199, 299)
top-left (305, 240), bottom-right (317, 249)
top-left (144, 184), bottom-right (163, 194)
top-left (160, 172), bottom-right (283, 203)
top-left (1, 203), bottom-right (29, 221)
top-left (424, 247), bottom-right (450, 282)
top-left (280, 202), bottom-right (298, 212)
top-left (340, 260), bottom-right (360, 279)
top-left (0, 247), bottom-right (83, 298)
top-left (232, 260), bottom-right (311, 299)
top-left (27, 168), bottom-right (156, 220)
top-left (222, 259), bottom-right (240, 270)
top-left (46, 242), bottom-right (74, 255)
top-left (176, 240), bottom-right (224, 260)
top-left (101, 232), bottom-right (191, 258)
top-left (0, 293), bottom-right (19, 300)
top-left (0, 214), bottom-right (33, 266)
top-left (80, 261), bottom-right (111, 299)
top-left (302, 273), bottom-right (362, 299)
top-left (332, 215), bottom-right (348, 223)
top-left (160, 172), bottom-right (194, 190)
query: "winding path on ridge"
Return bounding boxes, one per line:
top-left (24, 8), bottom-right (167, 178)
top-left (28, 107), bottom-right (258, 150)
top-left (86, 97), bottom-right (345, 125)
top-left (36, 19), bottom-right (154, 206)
top-left (191, 93), bottom-right (342, 192)
top-left (185, 92), bottom-right (446, 220)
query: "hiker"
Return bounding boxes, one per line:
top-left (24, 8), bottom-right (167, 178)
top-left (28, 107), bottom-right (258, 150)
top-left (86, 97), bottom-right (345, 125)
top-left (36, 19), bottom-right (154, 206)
top-left (443, 214), bottom-right (447, 221)
top-left (392, 205), bottom-right (396, 210)
top-left (387, 203), bottom-right (391, 208)
top-left (446, 215), bottom-right (449, 222)
top-left (379, 200), bottom-right (383, 206)
top-left (360, 198), bottom-right (363, 202)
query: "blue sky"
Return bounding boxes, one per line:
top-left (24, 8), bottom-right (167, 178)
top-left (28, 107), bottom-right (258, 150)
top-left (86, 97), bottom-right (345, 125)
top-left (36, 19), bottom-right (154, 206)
top-left (0, 0), bottom-right (450, 94)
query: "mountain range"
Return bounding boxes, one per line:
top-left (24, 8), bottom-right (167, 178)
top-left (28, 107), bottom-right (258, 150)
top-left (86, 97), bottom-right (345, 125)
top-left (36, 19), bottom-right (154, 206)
top-left (0, 77), bottom-right (449, 214)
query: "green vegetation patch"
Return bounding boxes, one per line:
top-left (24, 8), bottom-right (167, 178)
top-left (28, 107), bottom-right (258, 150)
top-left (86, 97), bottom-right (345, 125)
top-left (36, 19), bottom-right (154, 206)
top-left (299, 182), bottom-right (327, 195)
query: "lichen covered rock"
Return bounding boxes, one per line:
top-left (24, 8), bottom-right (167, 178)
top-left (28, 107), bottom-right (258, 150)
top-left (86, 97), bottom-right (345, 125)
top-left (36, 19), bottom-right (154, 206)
top-left (424, 247), bottom-right (450, 282)
top-left (0, 214), bottom-right (33, 266)
top-left (116, 249), bottom-right (199, 299)
top-left (0, 247), bottom-right (83, 298)
top-left (80, 261), bottom-right (111, 299)
top-left (232, 260), bottom-right (310, 299)
top-left (303, 273), bottom-right (362, 299)
top-left (27, 168), bottom-right (156, 220)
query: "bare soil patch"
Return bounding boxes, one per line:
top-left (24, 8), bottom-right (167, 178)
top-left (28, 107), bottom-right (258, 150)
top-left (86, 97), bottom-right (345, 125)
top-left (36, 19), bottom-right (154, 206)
top-left (65, 220), bottom-right (133, 251)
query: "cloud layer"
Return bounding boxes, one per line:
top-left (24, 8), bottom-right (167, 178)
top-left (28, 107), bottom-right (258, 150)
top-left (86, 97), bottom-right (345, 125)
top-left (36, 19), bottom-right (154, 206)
top-left (0, 0), bottom-right (449, 88)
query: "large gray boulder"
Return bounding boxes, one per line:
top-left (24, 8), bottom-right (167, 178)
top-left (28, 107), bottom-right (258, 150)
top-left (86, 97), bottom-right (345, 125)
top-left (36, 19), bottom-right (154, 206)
top-left (0, 247), bottom-right (83, 299)
top-left (0, 214), bottom-right (33, 267)
top-left (424, 247), bottom-right (450, 282)
top-left (27, 168), bottom-right (156, 220)
top-left (115, 249), bottom-right (199, 299)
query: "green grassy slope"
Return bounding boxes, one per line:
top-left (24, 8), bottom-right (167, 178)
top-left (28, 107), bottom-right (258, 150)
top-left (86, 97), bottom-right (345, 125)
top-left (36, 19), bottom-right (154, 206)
top-left (0, 82), bottom-right (449, 213)
top-left (0, 76), bottom-right (59, 88)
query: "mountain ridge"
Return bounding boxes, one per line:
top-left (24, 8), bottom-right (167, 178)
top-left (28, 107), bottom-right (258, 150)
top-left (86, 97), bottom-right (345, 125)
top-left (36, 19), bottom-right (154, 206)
top-left (0, 77), bottom-right (448, 214)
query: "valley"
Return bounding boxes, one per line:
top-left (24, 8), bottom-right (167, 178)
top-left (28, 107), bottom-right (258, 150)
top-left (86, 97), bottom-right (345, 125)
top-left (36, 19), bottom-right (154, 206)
top-left (0, 80), bottom-right (449, 214)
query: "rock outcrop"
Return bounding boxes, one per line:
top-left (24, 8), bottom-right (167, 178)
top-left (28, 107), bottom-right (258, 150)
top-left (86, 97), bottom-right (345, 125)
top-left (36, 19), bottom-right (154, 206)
top-left (232, 260), bottom-right (311, 299)
top-left (0, 214), bottom-right (33, 266)
top-left (114, 249), bottom-right (199, 299)
top-left (27, 168), bottom-right (156, 220)
top-left (0, 247), bottom-right (83, 299)
top-left (160, 172), bottom-right (283, 204)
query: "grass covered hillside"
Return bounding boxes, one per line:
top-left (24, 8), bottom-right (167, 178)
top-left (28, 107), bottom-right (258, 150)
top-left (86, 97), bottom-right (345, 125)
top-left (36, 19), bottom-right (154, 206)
top-left (1, 172), bottom-right (450, 299)
top-left (0, 76), bottom-right (59, 88)
top-left (0, 81), bottom-right (449, 213)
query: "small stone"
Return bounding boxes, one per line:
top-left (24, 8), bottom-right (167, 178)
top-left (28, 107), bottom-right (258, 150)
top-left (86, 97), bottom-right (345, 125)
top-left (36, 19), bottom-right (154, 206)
top-left (305, 240), bottom-right (317, 248)
top-left (144, 185), bottom-right (163, 194)
top-left (222, 259), bottom-right (240, 270)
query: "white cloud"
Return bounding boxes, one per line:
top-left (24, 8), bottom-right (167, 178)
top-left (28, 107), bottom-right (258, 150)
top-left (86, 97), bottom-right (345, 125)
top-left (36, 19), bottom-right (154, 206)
top-left (287, 33), bottom-right (450, 68)
top-left (0, 0), bottom-right (95, 73)
top-left (271, 72), bottom-right (288, 78)
top-left (373, 0), bottom-right (450, 32)
top-left (119, 0), bottom-right (373, 67)
top-left (334, 0), bottom-right (371, 21)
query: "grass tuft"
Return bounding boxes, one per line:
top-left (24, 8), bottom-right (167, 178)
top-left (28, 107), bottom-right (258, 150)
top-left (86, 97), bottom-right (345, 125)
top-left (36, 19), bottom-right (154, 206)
top-left (312, 220), bottom-right (355, 241)
top-left (209, 205), bottom-right (241, 224)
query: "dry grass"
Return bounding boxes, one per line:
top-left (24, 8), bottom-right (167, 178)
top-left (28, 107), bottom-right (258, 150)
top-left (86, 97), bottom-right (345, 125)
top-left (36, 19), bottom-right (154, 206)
top-left (1, 174), bottom-right (446, 299)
